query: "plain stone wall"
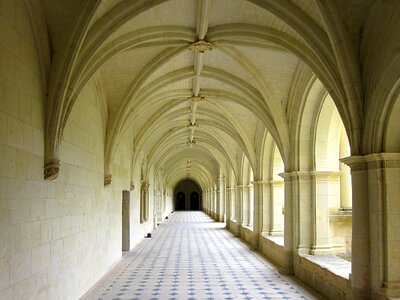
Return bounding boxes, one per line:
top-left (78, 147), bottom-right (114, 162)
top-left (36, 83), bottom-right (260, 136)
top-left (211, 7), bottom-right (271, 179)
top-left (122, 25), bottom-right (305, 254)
top-left (0, 2), bottom-right (166, 298)
top-left (330, 216), bottom-right (352, 253)
top-left (0, 0), bottom-right (50, 298)
top-left (294, 256), bottom-right (349, 300)
top-left (260, 236), bottom-right (286, 267)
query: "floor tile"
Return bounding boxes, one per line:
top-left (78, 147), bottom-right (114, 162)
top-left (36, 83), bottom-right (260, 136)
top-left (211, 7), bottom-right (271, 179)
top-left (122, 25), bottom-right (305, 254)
top-left (93, 212), bottom-right (322, 300)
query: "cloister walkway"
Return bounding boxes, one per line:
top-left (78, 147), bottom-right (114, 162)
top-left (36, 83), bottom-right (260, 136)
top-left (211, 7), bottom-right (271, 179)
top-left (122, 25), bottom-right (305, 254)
top-left (83, 212), bottom-right (322, 300)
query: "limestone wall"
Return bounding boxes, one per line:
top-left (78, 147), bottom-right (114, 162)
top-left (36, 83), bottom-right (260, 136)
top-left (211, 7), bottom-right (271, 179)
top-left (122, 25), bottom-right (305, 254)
top-left (330, 215), bottom-right (352, 254)
top-left (0, 2), bottom-right (168, 298)
top-left (0, 1), bottom-right (50, 298)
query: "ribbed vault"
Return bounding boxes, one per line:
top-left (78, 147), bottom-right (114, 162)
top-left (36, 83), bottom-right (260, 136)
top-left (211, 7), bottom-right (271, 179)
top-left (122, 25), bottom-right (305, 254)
top-left (39, 0), bottom-right (377, 189)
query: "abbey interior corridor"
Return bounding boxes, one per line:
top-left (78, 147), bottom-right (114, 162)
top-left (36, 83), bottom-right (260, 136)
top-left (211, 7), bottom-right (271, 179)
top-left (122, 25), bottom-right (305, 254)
top-left (1, 0), bottom-right (400, 299)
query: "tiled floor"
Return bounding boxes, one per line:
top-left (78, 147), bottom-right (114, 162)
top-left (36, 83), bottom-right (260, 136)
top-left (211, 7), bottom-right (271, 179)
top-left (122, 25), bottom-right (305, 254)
top-left (90, 212), bottom-right (322, 300)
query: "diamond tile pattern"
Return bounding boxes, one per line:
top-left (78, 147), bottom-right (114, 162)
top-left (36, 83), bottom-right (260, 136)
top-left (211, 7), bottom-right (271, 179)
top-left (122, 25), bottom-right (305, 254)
top-left (98, 212), bottom-right (321, 300)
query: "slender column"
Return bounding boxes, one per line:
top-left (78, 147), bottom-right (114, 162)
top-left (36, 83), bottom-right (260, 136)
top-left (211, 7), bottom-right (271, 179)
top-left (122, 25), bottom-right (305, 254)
top-left (280, 172), bottom-right (313, 256)
top-left (278, 172), bottom-right (298, 275)
top-left (311, 171), bottom-right (340, 255)
top-left (212, 189), bottom-right (217, 219)
top-left (209, 190), bottom-right (214, 218)
top-left (215, 177), bottom-right (226, 222)
top-left (368, 154), bottom-right (400, 299)
top-left (269, 180), bottom-right (284, 235)
top-left (203, 192), bottom-right (206, 213)
top-left (216, 188), bottom-right (221, 220)
top-left (230, 186), bottom-right (237, 221)
top-left (248, 184), bottom-right (254, 227)
top-left (253, 181), bottom-right (268, 249)
top-left (205, 191), bottom-right (210, 215)
top-left (340, 129), bottom-right (352, 210)
top-left (241, 185), bottom-right (250, 226)
top-left (341, 156), bottom-right (370, 300)
top-left (234, 185), bottom-right (244, 236)
top-left (262, 181), bottom-right (272, 234)
top-left (343, 154), bottom-right (400, 299)
top-left (225, 186), bottom-right (234, 228)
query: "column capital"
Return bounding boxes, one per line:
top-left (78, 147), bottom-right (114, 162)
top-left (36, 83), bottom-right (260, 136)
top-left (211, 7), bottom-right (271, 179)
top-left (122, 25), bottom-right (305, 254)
top-left (237, 184), bottom-right (250, 189)
top-left (104, 174), bottom-right (112, 186)
top-left (270, 180), bottom-right (284, 186)
top-left (341, 153), bottom-right (400, 170)
top-left (278, 171), bottom-right (313, 180)
top-left (340, 155), bottom-right (367, 171)
top-left (312, 170), bottom-right (340, 180)
top-left (44, 158), bottom-right (60, 180)
top-left (252, 180), bottom-right (269, 187)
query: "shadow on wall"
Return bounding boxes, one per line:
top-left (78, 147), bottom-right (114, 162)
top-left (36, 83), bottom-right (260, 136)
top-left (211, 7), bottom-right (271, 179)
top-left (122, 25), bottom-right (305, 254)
top-left (173, 179), bottom-right (202, 211)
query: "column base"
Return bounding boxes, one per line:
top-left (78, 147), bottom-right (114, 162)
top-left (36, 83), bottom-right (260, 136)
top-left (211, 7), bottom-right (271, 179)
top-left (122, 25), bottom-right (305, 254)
top-left (233, 226), bottom-right (241, 237)
top-left (252, 233), bottom-right (261, 250)
top-left (381, 280), bottom-right (400, 298)
top-left (352, 286), bottom-right (370, 300)
top-left (278, 250), bottom-right (294, 275)
top-left (311, 245), bottom-right (335, 255)
top-left (216, 214), bottom-right (224, 222)
top-left (297, 245), bottom-right (311, 255)
top-left (269, 229), bottom-right (284, 236)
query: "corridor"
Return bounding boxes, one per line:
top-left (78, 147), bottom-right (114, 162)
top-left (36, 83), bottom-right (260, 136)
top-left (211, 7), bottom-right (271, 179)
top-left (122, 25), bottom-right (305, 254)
top-left (86, 212), bottom-right (321, 300)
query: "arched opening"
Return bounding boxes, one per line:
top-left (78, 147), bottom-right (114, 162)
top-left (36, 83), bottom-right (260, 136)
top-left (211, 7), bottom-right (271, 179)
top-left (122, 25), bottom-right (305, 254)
top-left (176, 192), bottom-right (186, 211)
top-left (314, 95), bottom-right (352, 259)
top-left (173, 179), bottom-right (203, 211)
top-left (271, 145), bottom-right (285, 235)
top-left (190, 192), bottom-right (200, 210)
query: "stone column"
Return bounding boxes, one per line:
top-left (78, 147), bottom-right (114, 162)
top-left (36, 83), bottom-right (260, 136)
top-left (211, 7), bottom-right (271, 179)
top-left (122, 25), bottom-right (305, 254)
top-left (369, 154), bottom-right (400, 299)
top-left (280, 172), bottom-right (313, 256)
top-left (269, 180), bottom-right (284, 236)
top-left (340, 129), bottom-right (352, 210)
top-left (216, 177), bottom-right (226, 222)
top-left (208, 190), bottom-right (214, 218)
top-left (253, 181), bottom-right (268, 249)
top-left (226, 187), bottom-right (236, 229)
top-left (241, 185), bottom-right (250, 226)
top-left (311, 171), bottom-right (340, 255)
top-left (341, 156), bottom-right (370, 300)
top-left (230, 186), bottom-right (237, 221)
top-left (225, 186), bottom-right (234, 228)
top-left (205, 191), bottom-right (210, 215)
top-left (262, 181), bottom-right (272, 234)
top-left (344, 153), bottom-right (400, 299)
top-left (279, 172), bottom-right (313, 274)
top-left (234, 185), bottom-right (244, 236)
top-left (216, 188), bottom-right (221, 220)
top-left (212, 189), bottom-right (217, 220)
top-left (278, 172), bottom-right (301, 275)
top-left (249, 184), bottom-right (254, 227)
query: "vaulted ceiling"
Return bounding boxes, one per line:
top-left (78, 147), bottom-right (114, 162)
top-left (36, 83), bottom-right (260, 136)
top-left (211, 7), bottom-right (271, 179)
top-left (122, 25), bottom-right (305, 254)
top-left (39, 0), bottom-right (382, 188)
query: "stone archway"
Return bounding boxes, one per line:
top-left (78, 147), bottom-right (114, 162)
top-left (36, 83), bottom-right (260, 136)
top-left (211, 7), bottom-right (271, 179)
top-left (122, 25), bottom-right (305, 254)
top-left (175, 192), bottom-right (186, 211)
top-left (190, 192), bottom-right (200, 210)
top-left (174, 179), bottom-right (203, 211)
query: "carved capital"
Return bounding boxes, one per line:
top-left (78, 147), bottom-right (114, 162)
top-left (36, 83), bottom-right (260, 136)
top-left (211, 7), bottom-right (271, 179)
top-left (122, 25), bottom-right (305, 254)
top-left (141, 181), bottom-right (150, 192)
top-left (104, 174), bottom-right (112, 186)
top-left (365, 153), bottom-right (400, 169)
top-left (44, 158), bottom-right (60, 180)
top-left (340, 155), bottom-right (367, 171)
top-left (130, 181), bottom-right (135, 191)
top-left (189, 40), bottom-right (213, 53)
top-left (189, 95), bottom-right (205, 102)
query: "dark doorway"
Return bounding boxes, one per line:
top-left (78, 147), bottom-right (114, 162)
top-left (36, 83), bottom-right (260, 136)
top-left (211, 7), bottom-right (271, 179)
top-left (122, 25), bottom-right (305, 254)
top-left (173, 179), bottom-right (202, 211)
top-left (190, 192), bottom-right (200, 210)
top-left (176, 192), bottom-right (186, 210)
